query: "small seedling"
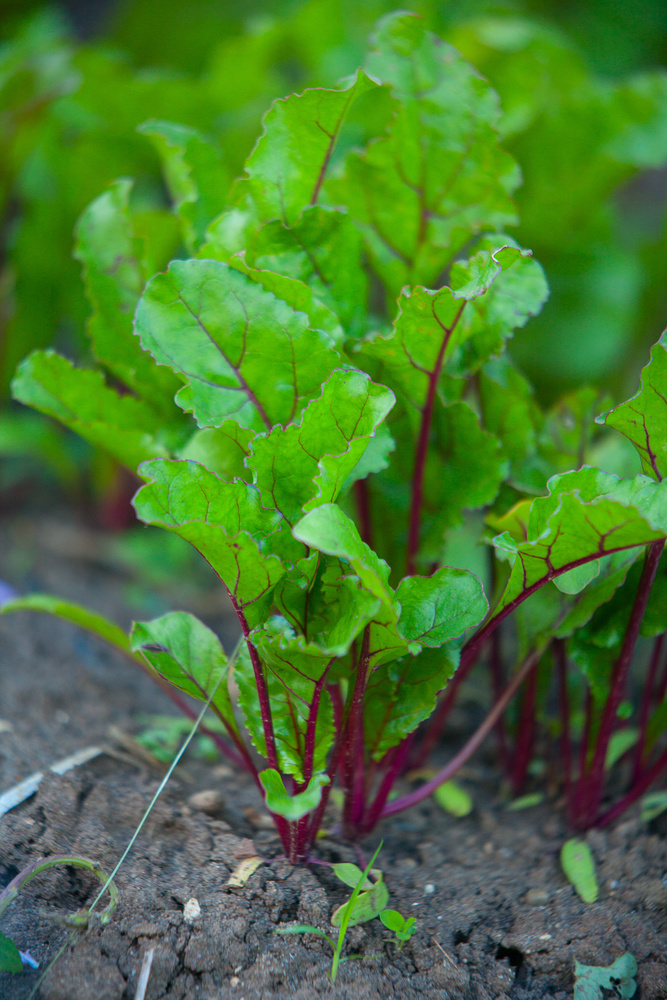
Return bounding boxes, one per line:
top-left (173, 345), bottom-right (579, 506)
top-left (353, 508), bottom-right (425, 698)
top-left (379, 909), bottom-right (417, 949)
top-left (433, 780), bottom-right (473, 818)
top-left (560, 839), bottom-right (599, 903)
top-left (573, 953), bottom-right (637, 1000)
top-left (276, 842), bottom-right (385, 982)
top-left (0, 856), bottom-right (118, 973)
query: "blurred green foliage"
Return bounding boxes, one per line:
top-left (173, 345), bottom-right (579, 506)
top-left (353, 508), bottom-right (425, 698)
top-left (0, 0), bottom-right (666, 482)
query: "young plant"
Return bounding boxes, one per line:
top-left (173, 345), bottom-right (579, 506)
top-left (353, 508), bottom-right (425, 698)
top-left (0, 856), bottom-right (117, 974)
top-left (275, 842), bottom-right (385, 982)
top-left (5, 12), bottom-right (667, 862)
top-left (379, 909), bottom-right (417, 950)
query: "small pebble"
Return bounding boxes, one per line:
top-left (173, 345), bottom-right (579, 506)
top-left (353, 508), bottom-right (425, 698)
top-left (188, 789), bottom-right (224, 815)
top-left (230, 977), bottom-right (240, 987)
top-left (523, 888), bottom-right (550, 905)
top-left (183, 898), bottom-right (201, 923)
top-left (424, 883), bottom-right (436, 894)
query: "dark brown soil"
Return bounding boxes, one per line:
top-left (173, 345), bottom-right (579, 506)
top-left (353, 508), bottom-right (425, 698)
top-left (1, 513), bottom-right (666, 1000)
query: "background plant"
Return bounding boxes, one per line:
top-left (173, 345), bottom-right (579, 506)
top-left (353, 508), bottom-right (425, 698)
top-left (2, 9), bottom-right (667, 864)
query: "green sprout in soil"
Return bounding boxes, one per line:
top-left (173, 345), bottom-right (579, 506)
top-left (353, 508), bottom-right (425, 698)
top-left (0, 856), bottom-right (118, 974)
top-left (275, 842), bottom-right (407, 982)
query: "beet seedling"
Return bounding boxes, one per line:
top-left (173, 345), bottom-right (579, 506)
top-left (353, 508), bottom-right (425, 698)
top-left (276, 842), bottom-right (387, 982)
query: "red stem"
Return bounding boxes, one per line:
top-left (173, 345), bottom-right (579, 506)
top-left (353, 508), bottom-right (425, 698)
top-left (226, 590), bottom-right (279, 771)
top-left (354, 479), bottom-right (373, 548)
top-left (381, 649), bottom-right (540, 819)
top-left (406, 301), bottom-right (465, 575)
top-left (489, 625), bottom-right (510, 768)
top-left (359, 732), bottom-right (416, 835)
top-left (225, 588), bottom-right (293, 854)
top-left (302, 663), bottom-right (334, 784)
top-left (596, 742), bottom-right (667, 828)
top-left (409, 655), bottom-right (477, 769)
top-left (343, 628), bottom-right (371, 837)
top-left (510, 658), bottom-right (538, 795)
top-left (632, 633), bottom-right (665, 783)
top-left (554, 640), bottom-right (572, 798)
top-left (573, 539), bottom-right (665, 829)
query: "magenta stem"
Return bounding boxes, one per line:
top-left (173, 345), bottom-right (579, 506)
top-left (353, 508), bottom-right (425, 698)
top-left (226, 590), bottom-right (279, 771)
top-left (510, 658), bottom-right (538, 795)
top-left (354, 479), bottom-right (373, 548)
top-left (596, 742), bottom-right (667, 828)
top-left (343, 629), bottom-right (371, 837)
top-left (406, 301), bottom-right (465, 575)
top-left (573, 539), bottom-right (665, 829)
top-left (381, 649), bottom-right (540, 818)
top-left (632, 633), bottom-right (665, 783)
top-left (359, 732), bottom-right (416, 835)
top-left (409, 655), bottom-right (476, 769)
top-left (225, 588), bottom-right (293, 854)
top-left (554, 640), bottom-right (572, 798)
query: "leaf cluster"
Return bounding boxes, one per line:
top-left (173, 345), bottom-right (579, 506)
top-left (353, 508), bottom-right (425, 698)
top-left (4, 10), bottom-right (667, 857)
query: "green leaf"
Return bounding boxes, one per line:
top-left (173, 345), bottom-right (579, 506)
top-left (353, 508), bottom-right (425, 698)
top-left (396, 567), bottom-right (488, 648)
top-left (574, 953), bottom-right (637, 1000)
top-left (506, 793), bottom-right (545, 811)
top-left (604, 728), bottom-right (639, 771)
top-left (244, 69), bottom-right (379, 227)
top-left (491, 470), bottom-right (667, 623)
top-left (641, 790), bottom-right (667, 823)
top-left (601, 334), bottom-right (667, 481)
top-left (73, 179), bottom-right (181, 414)
top-left (248, 370), bottom-right (394, 525)
top-left (433, 780), bottom-right (473, 818)
top-left (332, 863), bottom-right (375, 891)
top-left (251, 207), bottom-right (368, 336)
top-left (275, 924), bottom-right (334, 946)
top-left (275, 559), bottom-right (381, 657)
top-left (11, 351), bottom-right (173, 472)
top-left (379, 909), bottom-right (417, 942)
top-left (134, 259), bottom-right (339, 430)
top-left (293, 503), bottom-right (394, 607)
top-left (331, 14), bottom-right (520, 294)
top-left (178, 421), bottom-right (255, 481)
top-left (362, 245), bottom-right (540, 428)
top-left (331, 873), bottom-right (389, 928)
top-left (130, 611), bottom-right (235, 725)
top-left (0, 931), bottom-right (23, 974)
top-left (0, 593), bottom-right (130, 655)
top-left (229, 254), bottom-right (344, 344)
top-left (133, 459), bottom-right (285, 627)
top-left (139, 120), bottom-right (229, 252)
top-left (259, 768), bottom-right (329, 821)
top-left (560, 839), bottom-right (599, 904)
top-left (364, 646), bottom-right (458, 759)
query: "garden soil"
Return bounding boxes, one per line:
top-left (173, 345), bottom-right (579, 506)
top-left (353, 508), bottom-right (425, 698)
top-left (1, 512), bottom-right (666, 1000)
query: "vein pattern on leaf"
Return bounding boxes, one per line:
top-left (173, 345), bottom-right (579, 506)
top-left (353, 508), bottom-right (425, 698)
top-left (332, 13), bottom-right (520, 293)
top-left (244, 69), bottom-right (379, 226)
top-left (248, 369), bottom-right (395, 524)
top-left (251, 207), bottom-right (368, 336)
top-left (131, 611), bottom-right (236, 727)
top-left (135, 259), bottom-right (340, 431)
top-left (133, 459), bottom-right (285, 626)
top-left (601, 332), bottom-right (667, 481)
top-left (490, 470), bottom-right (667, 625)
top-left (74, 178), bottom-right (181, 413)
top-left (11, 350), bottom-right (171, 471)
